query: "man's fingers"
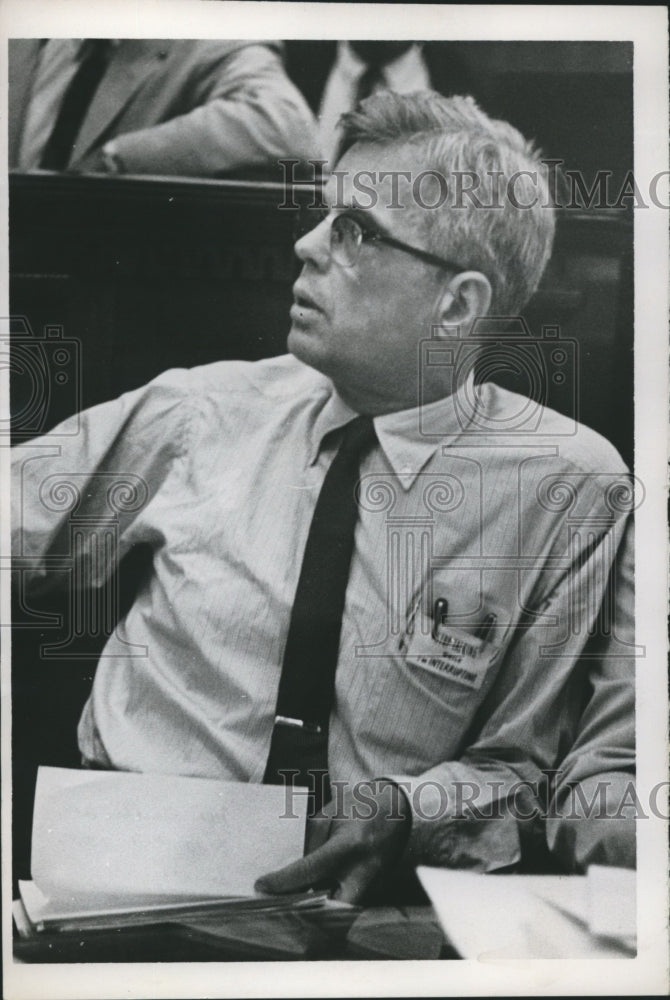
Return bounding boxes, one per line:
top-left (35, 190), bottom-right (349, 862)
top-left (331, 858), bottom-right (378, 905)
top-left (255, 834), bottom-right (352, 894)
top-left (304, 812), bottom-right (333, 854)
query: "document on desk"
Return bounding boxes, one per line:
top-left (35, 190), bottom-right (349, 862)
top-left (417, 866), bottom-right (636, 960)
top-left (19, 766), bottom-right (310, 932)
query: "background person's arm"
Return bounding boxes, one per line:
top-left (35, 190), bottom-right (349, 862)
top-left (86, 44), bottom-right (318, 177)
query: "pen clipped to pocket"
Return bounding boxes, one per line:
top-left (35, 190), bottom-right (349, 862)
top-left (407, 598), bottom-right (503, 692)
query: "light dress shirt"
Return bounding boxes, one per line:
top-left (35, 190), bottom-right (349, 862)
top-left (545, 515), bottom-right (636, 872)
top-left (12, 354), bottom-right (635, 868)
top-left (17, 39), bottom-right (119, 169)
top-left (318, 41), bottom-right (431, 169)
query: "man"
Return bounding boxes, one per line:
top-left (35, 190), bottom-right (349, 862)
top-left (9, 39), bottom-right (317, 177)
top-left (285, 40), bottom-right (473, 169)
top-left (12, 92), bottom-right (635, 902)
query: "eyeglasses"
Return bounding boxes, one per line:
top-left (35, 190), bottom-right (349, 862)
top-left (294, 207), bottom-right (461, 272)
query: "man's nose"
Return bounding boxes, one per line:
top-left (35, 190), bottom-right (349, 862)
top-left (294, 217), bottom-right (331, 270)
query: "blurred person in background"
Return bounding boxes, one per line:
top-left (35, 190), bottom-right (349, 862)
top-left (9, 39), bottom-right (318, 178)
top-left (285, 40), bottom-right (472, 169)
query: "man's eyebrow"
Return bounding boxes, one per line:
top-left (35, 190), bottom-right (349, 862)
top-left (321, 196), bottom-right (352, 212)
top-left (345, 205), bottom-right (396, 238)
top-left (322, 200), bottom-right (392, 235)
top-left (322, 192), bottom-right (371, 215)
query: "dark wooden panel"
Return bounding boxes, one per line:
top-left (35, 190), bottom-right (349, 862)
top-left (9, 172), bottom-right (307, 433)
top-left (9, 172), bottom-right (633, 462)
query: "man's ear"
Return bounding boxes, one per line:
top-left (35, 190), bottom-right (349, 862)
top-left (436, 271), bottom-right (492, 330)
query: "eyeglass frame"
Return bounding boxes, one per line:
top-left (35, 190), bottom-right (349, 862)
top-left (295, 205), bottom-right (462, 273)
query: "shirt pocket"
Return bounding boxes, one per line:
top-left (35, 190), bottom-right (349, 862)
top-left (402, 609), bottom-right (503, 696)
top-left (364, 605), bottom-right (509, 769)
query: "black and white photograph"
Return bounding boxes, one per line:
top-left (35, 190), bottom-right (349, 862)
top-left (2, 2), bottom-right (668, 997)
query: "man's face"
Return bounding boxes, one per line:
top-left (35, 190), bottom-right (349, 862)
top-left (287, 142), bottom-right (452, 413)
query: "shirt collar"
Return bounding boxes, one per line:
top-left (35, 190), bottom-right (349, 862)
top-left (337, 41), bottom-right (425, 88)
top-left (308, 370), bottom-right (478, 490)
top-left (307, 384), bottom-right (360, 464)
top-left (382, 43), bottom-right (429, 92)
top-left (336, 41), bottom-right (368, 82)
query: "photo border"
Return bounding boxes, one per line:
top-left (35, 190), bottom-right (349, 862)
top-left (1, 2), bottom-right (667, 997)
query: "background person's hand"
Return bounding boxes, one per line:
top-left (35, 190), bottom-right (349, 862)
top-left (255, 779), bottom-right (412, 905)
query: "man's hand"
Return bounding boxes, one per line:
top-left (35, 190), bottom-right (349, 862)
top-left (71, 145), bottom-right (123, 174)
top-left (255, 779), bottom-right (412, 904)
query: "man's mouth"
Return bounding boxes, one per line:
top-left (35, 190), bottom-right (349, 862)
top-left (292, 286), bottom-right (324, 313)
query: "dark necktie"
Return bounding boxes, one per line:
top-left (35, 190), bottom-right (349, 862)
top-left (40, 40), bottom-right (111, 171)
top-left (354, 64), bottom-right (385, 106)
top-left (331, 64), bottom-right (386, 166)
top-left (263, 415), bottom-right (377, 815)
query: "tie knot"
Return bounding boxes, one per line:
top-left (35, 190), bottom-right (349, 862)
top-left (354, 65), bottom-right (385, 105)
top-left (340, 415), bottom-right (377, 458)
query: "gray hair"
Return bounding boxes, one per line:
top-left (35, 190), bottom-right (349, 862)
top-left (338, 92), bottom-right (556, 315)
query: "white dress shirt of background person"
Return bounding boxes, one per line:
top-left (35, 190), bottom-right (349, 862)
top-left (12, 93), bottom-right (635, 903)
top-left (316, 41), bottom-right (430, 169)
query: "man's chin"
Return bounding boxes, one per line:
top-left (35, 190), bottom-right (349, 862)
top-left (288, 324), bottom-right (319, 365)
top-left (289, 327), bottom-right (337, 381)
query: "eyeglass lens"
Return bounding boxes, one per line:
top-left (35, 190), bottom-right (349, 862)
top-left (330, 215), bottom-right (362, 266)
top-left (293, 209), bottom-right (363, 267)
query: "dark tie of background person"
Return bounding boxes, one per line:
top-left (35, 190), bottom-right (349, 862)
top-left (330, 41), bottom-right (414, 164)
top-left (40, 39), bottom-right (112, 171)
top-left (263, 416), bottom-right (378, 816)
top-left (353, 63), bottom-right (384, 106)
top-left (351, 41), bottom-right (414, 101)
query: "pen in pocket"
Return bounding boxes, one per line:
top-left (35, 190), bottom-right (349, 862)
top-left (432, 598), bottom-right (449, 639)
top-left (476, 613), bottom-right (497, 641)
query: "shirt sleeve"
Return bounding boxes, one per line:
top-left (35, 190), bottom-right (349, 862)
top-left (107, 44), bottom-right (319, 176)
top-left (11, 368), bottom-right (195, 595)
top-left (386, 496), bottom-right (634, 873)
top-left (545, 519), bottom-right (636, 871)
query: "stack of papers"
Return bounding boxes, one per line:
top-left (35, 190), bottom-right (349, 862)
top-left (181, 900), bottom-right (360, 960)
top-left (345, 906), bottom-right (445, 959)
top-left (417, 865), bottom-right (636, 959)
top-left (15, 766), bottom-right (321, 937)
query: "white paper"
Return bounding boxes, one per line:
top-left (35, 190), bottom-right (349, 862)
top-left (587, 865), bottom-right (637, 942)
top-left (417, 867), bottom-right (636, 960)
top-left (31, 766), bottom-right (307, 906)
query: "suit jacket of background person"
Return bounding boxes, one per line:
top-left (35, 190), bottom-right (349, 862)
top-left (8, 39), bottom-right (319, 177)
top-left (283, 40), bottom-right (476, 116)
